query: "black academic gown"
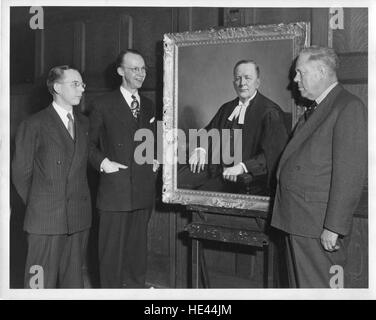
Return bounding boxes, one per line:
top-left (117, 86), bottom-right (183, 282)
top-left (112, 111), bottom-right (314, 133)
top-left (179, 91), bottom-right (288, 194)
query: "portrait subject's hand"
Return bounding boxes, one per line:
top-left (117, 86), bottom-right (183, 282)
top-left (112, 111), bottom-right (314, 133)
top-left (153, 159), bottom-right (160, 172)
top-left (320, 228), bottom-right (340, 252)
top-left (101, 158), bottom-right (128, 173)
top-left (189, 148), bottom-right (206, 173)
top-left (222, 163), bottom-right (245, 182)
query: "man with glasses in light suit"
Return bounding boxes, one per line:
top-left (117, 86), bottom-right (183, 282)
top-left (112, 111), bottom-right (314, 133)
top-left (12, 65), bottom-right (92, 288)
top-left (89, 49), bottom-right (158, 288)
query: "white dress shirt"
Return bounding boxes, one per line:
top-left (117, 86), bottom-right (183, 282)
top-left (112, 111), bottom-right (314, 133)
top-left (315, 82), bottom-right (338, 105)
top-left (52, 101), bottom-right (74, 129)
top-left (120, 86), bottom-right (140, 107)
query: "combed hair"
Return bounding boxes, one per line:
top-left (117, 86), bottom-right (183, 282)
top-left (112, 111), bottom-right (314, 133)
top-left (233, 60), bottom-right (260, 78)
top-left (115, 49), bottom-right (144, 68)
top-left (46, 65), bottom-right (78, 95)
top-left (301, 46), bottom-right (339, 73)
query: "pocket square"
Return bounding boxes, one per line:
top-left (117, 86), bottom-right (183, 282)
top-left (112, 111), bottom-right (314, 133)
top-left (149, 117), bottom-right (155, 123)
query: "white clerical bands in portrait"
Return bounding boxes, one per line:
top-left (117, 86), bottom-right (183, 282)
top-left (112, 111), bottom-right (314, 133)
top-left (11, 45), bottom-right (367, 289)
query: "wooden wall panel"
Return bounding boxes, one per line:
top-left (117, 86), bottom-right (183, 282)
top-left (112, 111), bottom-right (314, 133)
top-left (253, 8), bottom-right (311, 25)
top-left (132, 8), bottom-right (170, 90)
top-left (10, 24), bottom-right (35, 84)
top-left (223, 8), bottom-right (311, 27)
top-left (85, 16), bottom-right (130, 90)
top-left (192, 8), bottom-right (220, 30)
top-left (333, 8), bottom-right (368, 53)
top-left (346, 217), bottom-right (368, 287)
top-left (43, 23), bottom-right (75, 73)
top-left (343, 84), bottom-right (367, 107)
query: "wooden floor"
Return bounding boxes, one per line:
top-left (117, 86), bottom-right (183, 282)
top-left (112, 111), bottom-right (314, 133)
top-left (146, 252), bottom-right (264, 289)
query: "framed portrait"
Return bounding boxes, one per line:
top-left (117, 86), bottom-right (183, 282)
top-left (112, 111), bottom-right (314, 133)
top-left (162, 22), bottom-right (310, 211)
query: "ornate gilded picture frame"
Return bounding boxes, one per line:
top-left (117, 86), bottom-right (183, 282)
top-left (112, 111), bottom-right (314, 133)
top-left (162, 22), bottom-right (310, 211)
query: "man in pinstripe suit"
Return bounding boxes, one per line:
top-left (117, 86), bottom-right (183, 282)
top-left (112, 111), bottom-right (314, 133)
top-left (12, 65), bottom-right (92, 288)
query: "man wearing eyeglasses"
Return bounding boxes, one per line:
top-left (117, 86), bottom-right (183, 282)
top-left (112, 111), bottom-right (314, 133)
top-left (89, 49), bottom-right (157, 288)
top-left (12, 65), bottom-right (92, 288)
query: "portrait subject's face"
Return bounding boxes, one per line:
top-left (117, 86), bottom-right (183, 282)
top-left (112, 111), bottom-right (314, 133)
top-left (233, 63), bottom-right (260, 103)
top-left (294, 53), bottom-right (323, 100)
top-left (118, 52), bottom-right (146, 91)
top-left (55, 69), bottom-right (85, 107)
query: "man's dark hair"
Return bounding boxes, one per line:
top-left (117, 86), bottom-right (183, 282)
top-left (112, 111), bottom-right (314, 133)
top-left (46, 65), bottom-right (79, 95)
top-left (115, 49), bottom-right (144, 68)
top-left (233, 60), bottom-right (260, 78)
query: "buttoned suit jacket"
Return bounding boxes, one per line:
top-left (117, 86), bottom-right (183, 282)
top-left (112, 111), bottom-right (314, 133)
top-left (89, 88), bottom-right (156, 211)
top-left (12, 105), bottom-right (92, 235)
top-left (271, 84), bottom-right (367, 238)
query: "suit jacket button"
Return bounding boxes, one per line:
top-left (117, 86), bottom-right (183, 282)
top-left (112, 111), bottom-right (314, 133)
top-left (57, 160), bottom-right (62, 165)
top-left (117, 143), bottom-right (123, 147)
top-left (295, 165), bottom-right (301, 170)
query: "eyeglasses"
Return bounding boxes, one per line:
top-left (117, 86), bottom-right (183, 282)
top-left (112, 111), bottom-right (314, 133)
top-left (58, 81), bottom-right (87, 89)
top-left (122, 65), bottom-right (147, 74)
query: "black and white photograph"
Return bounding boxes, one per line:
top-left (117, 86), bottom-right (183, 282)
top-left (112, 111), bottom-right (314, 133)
top-left (0, 0), bottom-right (374, 300)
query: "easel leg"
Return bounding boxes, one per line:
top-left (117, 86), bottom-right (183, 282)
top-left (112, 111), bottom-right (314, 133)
top-left (192, 239), bottom-right (200, 288)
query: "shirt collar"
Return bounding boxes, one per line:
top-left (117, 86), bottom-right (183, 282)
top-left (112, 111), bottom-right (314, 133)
top-left (315, 82), bottom-right (338, 105)
top-left (120, 86), bottom-right (140, 103)
top-left (52, 101), bottom-right (74, 122)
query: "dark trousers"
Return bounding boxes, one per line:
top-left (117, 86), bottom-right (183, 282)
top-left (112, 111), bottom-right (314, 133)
top-left (285, 234), bottom-right (349, 288)
top-left (24, 229), bottom-right (89, 288)
top-left (98, 208), bottom-right (152, 288)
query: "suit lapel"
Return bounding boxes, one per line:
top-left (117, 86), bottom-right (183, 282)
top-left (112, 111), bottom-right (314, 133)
top-left (277, 85), bottom-right (343, 172)
top-left (68, 112), bottom-right (87, 179)
top-left (45, 105), bottom-right (75, 153)
top-left (112, 89), bottom-right (138, 132)
top-left (139, 95), bottom-right (152, 128)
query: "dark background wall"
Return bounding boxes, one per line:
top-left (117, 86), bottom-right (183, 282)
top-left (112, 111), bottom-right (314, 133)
top-left (9, 7), bottom-right (368, 288)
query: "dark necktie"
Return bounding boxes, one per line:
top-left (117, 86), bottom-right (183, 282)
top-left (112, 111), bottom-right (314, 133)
top-left (305, 101), bottom-right (318, 121)
top-left (130, 95), bottom-right (140, 119)
top-left (67, 113), bottom-right (74, 139)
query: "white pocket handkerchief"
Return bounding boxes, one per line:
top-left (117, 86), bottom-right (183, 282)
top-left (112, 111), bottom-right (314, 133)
top-left (149, 117), bottom-right (155, 123)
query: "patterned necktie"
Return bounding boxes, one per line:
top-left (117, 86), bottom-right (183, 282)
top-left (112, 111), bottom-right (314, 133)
top-left (305, 101), bottom-right (318, 121)
top-left (67, 113), bottom-right (74, 139)
top-left (130, 95), bottom-right (140, 119)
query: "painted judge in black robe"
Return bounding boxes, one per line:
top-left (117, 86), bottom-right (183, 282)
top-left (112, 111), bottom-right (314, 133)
top-left (178, 60), bottom-right (289, 195)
